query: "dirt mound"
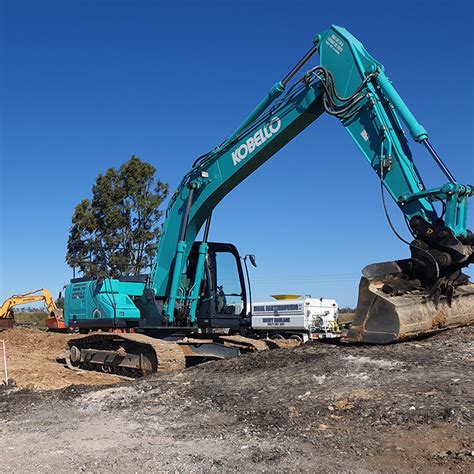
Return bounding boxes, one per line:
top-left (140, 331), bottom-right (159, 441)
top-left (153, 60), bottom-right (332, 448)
top-left (2, 327), bottom-right (68, 352)
top-left (0, 327), bottom-right (121, 390)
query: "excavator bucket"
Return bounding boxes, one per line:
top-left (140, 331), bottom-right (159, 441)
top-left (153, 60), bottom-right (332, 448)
top-left (344, 263), bottom-right (474, 344)
top-left (0, 318), bottom-right (14, 330)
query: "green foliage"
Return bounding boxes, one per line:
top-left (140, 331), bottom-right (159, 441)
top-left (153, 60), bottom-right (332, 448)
top-left (66, 156), bottom-right (168, 277)
top-left (338, 312), bottom-right (355, 324)
top-left (14, 311), bottom-right (48, 328)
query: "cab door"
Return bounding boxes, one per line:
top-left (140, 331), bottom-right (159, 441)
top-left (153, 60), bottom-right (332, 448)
top-left (196, 242), bottom-right (247, 331)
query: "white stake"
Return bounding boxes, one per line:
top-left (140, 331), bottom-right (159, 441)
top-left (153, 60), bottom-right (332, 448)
top-left (2, 340), bottom-right (8, 386)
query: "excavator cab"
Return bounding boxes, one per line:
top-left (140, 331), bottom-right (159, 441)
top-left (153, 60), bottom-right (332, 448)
top-left (184, 242), bottom-right (249, 331)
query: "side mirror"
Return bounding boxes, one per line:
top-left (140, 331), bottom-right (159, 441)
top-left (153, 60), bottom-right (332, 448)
top-left (58, 291), bottom-right (62, 299)
top-left (249, 255), bottom-right (257, 268)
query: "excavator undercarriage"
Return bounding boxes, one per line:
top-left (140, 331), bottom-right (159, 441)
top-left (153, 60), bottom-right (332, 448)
top-left (66, 333), bottom-right (291, 377)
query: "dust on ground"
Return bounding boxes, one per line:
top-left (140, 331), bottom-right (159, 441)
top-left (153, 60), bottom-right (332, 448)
top-left (0, 328), bottom-right (122, 390)
top-left (0, 326), bottom-right (473, 472)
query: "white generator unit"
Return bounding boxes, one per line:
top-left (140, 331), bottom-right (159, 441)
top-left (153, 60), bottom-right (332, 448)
top-left (251, 294), bottom-right (340, 341)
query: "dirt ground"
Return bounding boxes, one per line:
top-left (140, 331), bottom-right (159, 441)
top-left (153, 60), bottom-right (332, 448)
top-left (0, 328), bottom-right (123, 390)
top-left (0, 326), bottom-right (473, 472)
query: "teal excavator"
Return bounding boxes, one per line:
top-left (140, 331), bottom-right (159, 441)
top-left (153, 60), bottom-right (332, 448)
top-left (64, 26), bottom-right (474, 375)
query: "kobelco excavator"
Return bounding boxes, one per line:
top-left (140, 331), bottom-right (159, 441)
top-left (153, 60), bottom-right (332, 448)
top-left (64, 25), bottom-right (474, 376)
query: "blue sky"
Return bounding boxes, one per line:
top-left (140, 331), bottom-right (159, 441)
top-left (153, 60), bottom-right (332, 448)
top-left (1, 0), bottom-right (473, 307)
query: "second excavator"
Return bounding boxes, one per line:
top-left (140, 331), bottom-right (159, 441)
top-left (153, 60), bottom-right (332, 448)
top-left (64, 25), bottom-right (473, 375)
top-left (0, 288), bottom-right (65, 330)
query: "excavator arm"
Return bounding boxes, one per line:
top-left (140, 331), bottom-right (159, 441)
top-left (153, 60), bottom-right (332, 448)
top-left (148, 25), bottom-right (472, 338)
top-left (0, 293), bottom-right (46, 319)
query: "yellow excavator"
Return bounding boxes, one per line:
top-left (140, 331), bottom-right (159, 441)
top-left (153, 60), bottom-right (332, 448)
top-left (0, 289), bottom-right (66, 331)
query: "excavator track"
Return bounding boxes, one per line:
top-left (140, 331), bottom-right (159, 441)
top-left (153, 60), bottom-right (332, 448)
top-left (65, 332), bottom-right (295, 377)
top-left (66, 333), bottom-right (186, 377)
